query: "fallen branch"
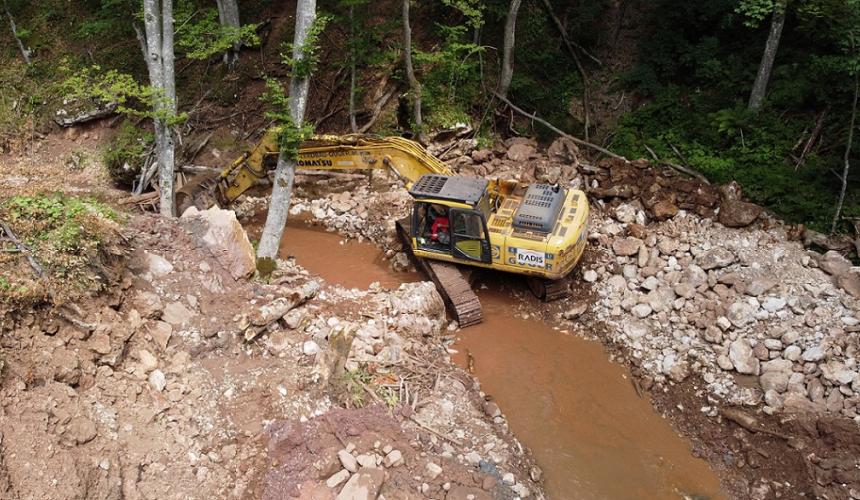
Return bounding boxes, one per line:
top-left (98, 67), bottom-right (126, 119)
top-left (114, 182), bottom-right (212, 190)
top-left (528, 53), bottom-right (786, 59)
top-left (0, 219), bottom-right (43, 277)
top-left (358, 88), bottom-right (396, 134)
top-left (795, 108), bottom-right (827, 171)
top-left (408, 416), bottom-right (464, 447)
top-left (492, 91), bottom-right (624, 160)
top-left (720, 407), bottom-right (789, 440)
top-left (643, 144), bottom-right (710, 184)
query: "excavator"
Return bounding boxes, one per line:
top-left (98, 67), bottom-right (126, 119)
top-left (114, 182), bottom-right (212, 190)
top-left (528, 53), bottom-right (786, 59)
top-left (176, 130), bottom-right (590, 326)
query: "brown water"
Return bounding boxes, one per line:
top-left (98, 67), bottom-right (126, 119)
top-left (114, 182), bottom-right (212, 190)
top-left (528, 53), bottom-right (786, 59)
top-left (453, 285), bottom-right (724, 499)
top-left (245, 218), bottom-right (419, 290)
top-left (259, 218), bottom-right (724, 499)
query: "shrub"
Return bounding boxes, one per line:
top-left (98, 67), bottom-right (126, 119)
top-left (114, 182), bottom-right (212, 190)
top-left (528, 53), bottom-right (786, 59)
top-left (102, 122), bottom-right (153, 186)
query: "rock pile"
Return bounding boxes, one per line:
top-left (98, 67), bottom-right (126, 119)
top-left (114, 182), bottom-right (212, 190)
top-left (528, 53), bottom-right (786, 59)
top-left (584, 205), bottom-right (860, 418)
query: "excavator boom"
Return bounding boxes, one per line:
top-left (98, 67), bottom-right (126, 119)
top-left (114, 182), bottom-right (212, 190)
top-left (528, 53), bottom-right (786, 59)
top-left (183, 130), bottom-right (453, 209)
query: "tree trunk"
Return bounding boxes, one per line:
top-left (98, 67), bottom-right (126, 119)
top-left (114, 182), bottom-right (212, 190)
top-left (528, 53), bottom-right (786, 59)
top-left (142, 0), bottom-right (177, 217)
top-left (748, 0), bottom-right (786, 111)
top-left (348, 4), bottom-right (358, 133)
top-left (3, 0), bottom-right (30, 65)
top-left (539, 0), bottom-right (590, 140)
top-left (256, 0), bottom-right (317, 261)
top-left (402, 0), bottom-right (423, 138)
top-left (498, 0), bottom-right (522, 99)
top-left (832, 71), bottom-right (859, 233)
top-left (216, 0), bottom-right (241, 70)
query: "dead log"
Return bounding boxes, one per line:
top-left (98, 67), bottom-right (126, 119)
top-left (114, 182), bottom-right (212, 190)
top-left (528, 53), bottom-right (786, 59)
top-left (644, 144), bottom-right (710, 184)
top-left (243, 281), bottom-right (319, 341)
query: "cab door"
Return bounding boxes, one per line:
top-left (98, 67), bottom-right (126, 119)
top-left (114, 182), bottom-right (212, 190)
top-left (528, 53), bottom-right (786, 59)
top-left (450, 209), bottom-right (491, 263)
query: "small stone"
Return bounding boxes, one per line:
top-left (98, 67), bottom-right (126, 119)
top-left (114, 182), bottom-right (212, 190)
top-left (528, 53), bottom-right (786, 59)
top-left (148, 369), bottom-right (166, 392)
top-left (383, 449), bottom-right (403, 468)
top-left (302, 341), bottom-right (320, 356)
top-left (761, 297), bottom-right (786, 312)
top-left (337, 450), bottom-right (358, 473)
top-left (162, 301), bottom-right (194, 326)
top-left (356, 454), bottom-right (377, 469)
top-left (425, 462), bottom-right (443, 480)
top-left (745, 278), bottom-right (776, 297)
top-left (563, 303), bottom-right (588, 320)
top-left (583, 270), bottom-right (598, 283)
top-left (482, 401), bottom-right (501, 418)
top-left (641, 276), bottom-right (659, 291)
top-left (802, 346), bottom-right (825, 362)
top-left (696, 248), bottom-right (736, 270)
top-left (783, 345), bottom-right (801, 361)
top-left (632, 303), bottom-right (652, 318)
top-left (144, 252), bottom-right (173, 277)
top-left (729, 339), bottom-right (760, 375)
top-left (502, 472), bottom-right (515, 485)
top-left (67, 416), bottom-right (97, 444)
top-left (326, 469), bottom-right (350, 488)
top-left (464, 451), bottom-right (481, 466)
top-left (727, 302), bottom-right (755, 328)
top-left (138, 349), bottom-right (158, 372)
top-left (149, 321), bottom-right (172, 351)
top-left (612, 237), bottom-right (643, 257)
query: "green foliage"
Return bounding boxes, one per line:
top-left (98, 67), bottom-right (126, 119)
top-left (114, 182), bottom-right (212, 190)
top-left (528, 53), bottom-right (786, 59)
top-left (281, 14), bottom-right (332, 79)
top-left (176, 9), bottom-right (261, 61)
top-left (58, 65), bottom-right (185, 124)
top-left (736, 0), bottom-right (783, 27)
top-left (0, 193), bottom-right (123, 306)
top-left (342, 366), bottom-right (372, 408)
top-left (102, 122), bottom-right (153, 186)
top-left (260, 79), bottom-right (313, 160)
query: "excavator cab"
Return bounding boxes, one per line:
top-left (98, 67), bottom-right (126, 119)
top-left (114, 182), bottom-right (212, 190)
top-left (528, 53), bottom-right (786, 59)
top-left (409, 175), bottom-right (493, 264)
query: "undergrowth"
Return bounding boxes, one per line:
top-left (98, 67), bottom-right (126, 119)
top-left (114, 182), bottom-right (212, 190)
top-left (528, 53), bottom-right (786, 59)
top-left (0, 194), bottom-right (126, 310)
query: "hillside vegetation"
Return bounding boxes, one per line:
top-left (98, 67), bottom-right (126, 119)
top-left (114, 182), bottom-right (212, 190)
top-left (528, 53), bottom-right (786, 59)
top-left (0, 0), bottom-right (858, 231)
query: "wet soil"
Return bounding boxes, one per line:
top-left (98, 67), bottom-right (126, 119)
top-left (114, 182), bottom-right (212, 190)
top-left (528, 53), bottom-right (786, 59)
top-left (264, 217), bottom-right (725, 499)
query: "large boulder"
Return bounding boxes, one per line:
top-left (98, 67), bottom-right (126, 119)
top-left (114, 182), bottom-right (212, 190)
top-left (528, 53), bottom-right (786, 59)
top-left (506, 143), bottom-right (536, 162)
top-left (819, 250), bottom-right (852, 276)
top-left (181, 206), bottom-right (256, 280)
top-left (718, 181), bottom-right (762, 228)
top-left (547, 137), bottom-right (580, 164)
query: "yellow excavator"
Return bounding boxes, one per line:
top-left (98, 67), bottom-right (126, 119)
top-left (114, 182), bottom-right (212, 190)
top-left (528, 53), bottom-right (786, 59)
top-left (177, 130), bottom-right (589, 326)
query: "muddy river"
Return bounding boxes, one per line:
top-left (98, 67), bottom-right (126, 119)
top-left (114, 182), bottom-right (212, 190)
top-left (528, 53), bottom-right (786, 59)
top-left (251, 217), bottom-right (724, 499)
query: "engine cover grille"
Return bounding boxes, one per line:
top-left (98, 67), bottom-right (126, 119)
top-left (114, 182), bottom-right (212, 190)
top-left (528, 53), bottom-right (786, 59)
top-left (512, 184), bottom-right (566, 233)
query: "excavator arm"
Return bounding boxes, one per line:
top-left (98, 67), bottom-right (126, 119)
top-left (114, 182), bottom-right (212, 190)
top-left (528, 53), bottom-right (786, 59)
top-left (179, 129), bottom-right (453, 210)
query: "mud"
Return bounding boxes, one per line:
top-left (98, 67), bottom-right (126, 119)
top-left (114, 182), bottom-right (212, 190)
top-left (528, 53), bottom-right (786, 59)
top-left (267, 216), bottom-right (724, 498)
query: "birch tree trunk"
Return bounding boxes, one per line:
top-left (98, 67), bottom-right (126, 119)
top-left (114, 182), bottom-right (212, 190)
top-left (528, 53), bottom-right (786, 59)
top-left (498, 0), bottom-right (522, 99)
top-left (3, 0), bottom-right (30, 65)
top-left (832, 71), bottom-right (859, 233)
top-left (142, 0), bottom-right (177, 217)
top-left (748, 0), bottom-right (786, 111)
top-left (402, 0), bottom-right (423, 138)
top-left (216, 0), bottom-right (241, 70)
top-left (256, 0), bottom-right (317, 262)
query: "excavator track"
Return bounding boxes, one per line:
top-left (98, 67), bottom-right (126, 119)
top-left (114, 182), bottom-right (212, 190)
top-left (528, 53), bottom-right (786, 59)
top-left (396, 219), bottom-right (483, 327)
top-left (526, 276), bottom-right (572, 302)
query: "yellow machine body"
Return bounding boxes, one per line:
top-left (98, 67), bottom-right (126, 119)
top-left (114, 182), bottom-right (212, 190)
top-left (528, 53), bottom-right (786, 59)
top-left (189, 129), bottom-right (589, 281)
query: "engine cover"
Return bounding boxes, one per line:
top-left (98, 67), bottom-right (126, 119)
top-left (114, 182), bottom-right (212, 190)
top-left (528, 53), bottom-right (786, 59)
top-left (512, 183), bottom-right (566, 233)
